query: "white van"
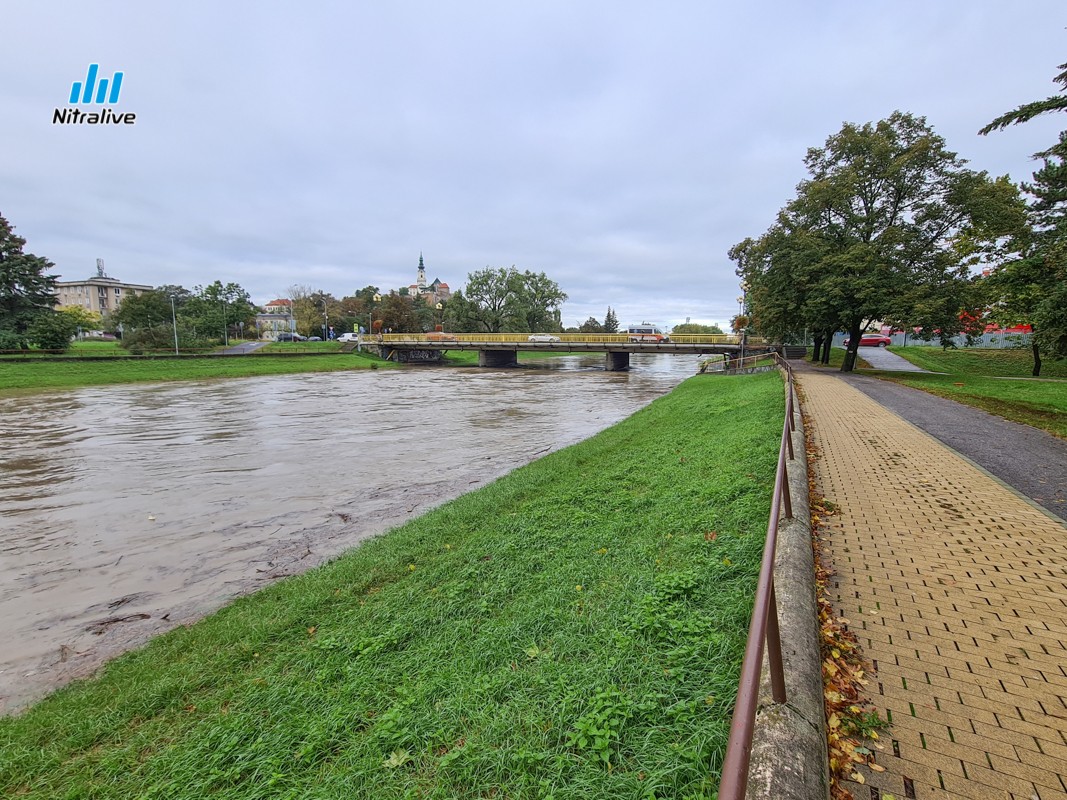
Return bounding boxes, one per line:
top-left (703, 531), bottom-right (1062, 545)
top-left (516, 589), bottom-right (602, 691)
top-left (626, 325), bottom-right (669, 343)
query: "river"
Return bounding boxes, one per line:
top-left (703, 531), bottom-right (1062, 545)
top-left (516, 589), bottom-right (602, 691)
top-left (0, 354), bottom-right (697, 713)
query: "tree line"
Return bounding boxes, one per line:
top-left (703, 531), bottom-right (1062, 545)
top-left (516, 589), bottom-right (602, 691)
top-left (0, 224), bottom-right (574, 350)
top-left (731, 60), bottom-right (1067, 375)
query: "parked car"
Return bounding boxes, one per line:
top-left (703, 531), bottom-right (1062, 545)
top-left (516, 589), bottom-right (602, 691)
top-left (843, 333), bottom-right (892, 347)
top-left (276, 332), bottom-right (307, 342)
top-left (527, 334), bottom-right (561, 343)
top-left (307, 336), bottom-right (323, 341)
top-left (425, 332), bottom-right (458, 341)
top-left (337, 332), bottom-right (359, 342)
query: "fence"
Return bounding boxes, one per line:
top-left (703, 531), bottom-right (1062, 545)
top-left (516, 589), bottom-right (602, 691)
top-left (830, 331), bottom-right (1032, 349)
top-left (717, 352), bottom-right (798, 799)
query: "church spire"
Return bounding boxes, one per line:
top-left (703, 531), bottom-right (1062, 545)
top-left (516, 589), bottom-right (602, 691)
top-left (417, 253), bottom-right (427, 289)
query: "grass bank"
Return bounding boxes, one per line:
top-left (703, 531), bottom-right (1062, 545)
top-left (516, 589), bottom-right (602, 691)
top-left (0, 352), bottom-right (394, 395)
top-left (0, 372), bottom-right (783, 799)
top-left (874, 371), bottom-right (1067, 438)
top-left (886, 345), bottom-right (1067, 378)
top-left (444, 350), bottom-right (592, 366)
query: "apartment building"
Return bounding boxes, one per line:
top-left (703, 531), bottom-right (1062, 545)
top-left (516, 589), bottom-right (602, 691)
top-left (54, 262), bottom-right (152, 317)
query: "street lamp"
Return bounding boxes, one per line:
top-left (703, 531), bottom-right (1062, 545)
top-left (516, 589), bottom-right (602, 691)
top-left (435, 302), bottom-right (443, 331)
top-left (170, 295), bottom-right (179, 355)
top-left (370, 293), bottom-right (382, 337)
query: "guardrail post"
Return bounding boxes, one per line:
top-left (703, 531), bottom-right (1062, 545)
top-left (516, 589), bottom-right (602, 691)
top-left (781, 467), bottom-right (793, 520)
top-left (766, 582), bottom-right (787, 703)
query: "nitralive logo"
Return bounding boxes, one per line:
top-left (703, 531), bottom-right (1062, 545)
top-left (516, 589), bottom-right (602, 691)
top-left (52, 64), bottom-right (136, 125)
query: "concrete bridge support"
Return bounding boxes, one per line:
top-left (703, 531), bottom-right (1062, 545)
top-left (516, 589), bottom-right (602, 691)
top-left (478, 349), bottom-right (519, 368)
top-left (604, 352), bottom-right (630, 371)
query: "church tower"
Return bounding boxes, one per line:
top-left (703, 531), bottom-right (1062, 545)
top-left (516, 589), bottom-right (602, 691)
top-left (417, 253), bottom-right (427, 290)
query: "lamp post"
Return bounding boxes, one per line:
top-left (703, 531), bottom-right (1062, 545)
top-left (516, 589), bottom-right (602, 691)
top-left (371, 293), bottom-right (382, 337)
top-left (321, 298), bottom-right (329, 341)
top-left (737, 281), bottom-right (749, 364)
top-left (435, 302), bottom-right (443, 331)
top-left (220, 298), bottom-right (228, 346)
top-left (170, 295), bottom-right (179, 355)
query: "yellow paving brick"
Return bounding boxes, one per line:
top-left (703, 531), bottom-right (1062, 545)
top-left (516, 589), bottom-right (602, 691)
top-left (799, 368), bottom-right (1067, 800)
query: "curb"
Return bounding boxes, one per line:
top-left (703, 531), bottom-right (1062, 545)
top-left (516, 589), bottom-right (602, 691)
top-left (745, 372), bottom-right (830, 800)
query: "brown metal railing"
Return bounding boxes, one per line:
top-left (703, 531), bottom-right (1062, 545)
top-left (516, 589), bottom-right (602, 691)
top-left (717, 352), bottom-right (798, 799)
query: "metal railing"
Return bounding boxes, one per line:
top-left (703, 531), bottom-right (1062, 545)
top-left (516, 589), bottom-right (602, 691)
top-left (375, 332), bottom-right (769, 345)
top-left (717, 352), bottom-right (797, 799)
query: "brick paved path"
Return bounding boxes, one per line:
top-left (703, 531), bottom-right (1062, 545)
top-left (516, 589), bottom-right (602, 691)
top-left (798, 369), bottom-right (1067, 800)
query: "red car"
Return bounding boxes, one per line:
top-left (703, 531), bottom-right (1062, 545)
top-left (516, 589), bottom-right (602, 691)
top-left (843, 333), bottom-right (892, 347)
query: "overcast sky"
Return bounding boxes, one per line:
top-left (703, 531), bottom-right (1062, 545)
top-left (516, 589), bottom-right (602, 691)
top-left (4, 2), bottom-right (1065, 330)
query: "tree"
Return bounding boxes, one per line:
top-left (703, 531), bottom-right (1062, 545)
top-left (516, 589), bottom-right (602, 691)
top-left (979, 60), bottom-right (1067, 140)
top-left (733, 112), bottom-right (1018, 371)
top-left (979, 60), bottom-right (1067, 373)
top-left (578, 316), bottom-right (604, 333)
top-left (186, 281), bottom-right (255, 341)
top-left (603, 307), bottom-right (619, 333)
top-left (28, 311), bottom-right (79, 351)
top-left (0, 213), bottom-right (58, 349)
top-left (379, 292), bottom-right (421, 333)
top-left (111, 289), bottom-right (173, 331)
top-left (460, 267), bottom-right (567, 333)
top-left (671, 322), bottom-right (724, 334)
top-left (57, 305), bottom-right (102, 334)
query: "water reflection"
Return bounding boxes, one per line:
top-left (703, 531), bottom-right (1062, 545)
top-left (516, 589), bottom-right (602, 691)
top-left (0, 354), bottom-right (697, 712)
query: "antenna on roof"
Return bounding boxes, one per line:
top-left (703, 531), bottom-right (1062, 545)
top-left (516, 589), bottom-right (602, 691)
top-left (96, 258), bottom-right (106, 278)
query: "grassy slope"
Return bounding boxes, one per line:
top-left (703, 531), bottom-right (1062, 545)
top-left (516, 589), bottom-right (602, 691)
top-left (444, 350), bottom-right (591, 366)
top-left (0, 352), bottom-right (395, 395)
top-left (0, 373), bottom-right (783, 800)
top-left (880, 347), bottom-right (1067, 438)
top-left (887, 346), bottom-right (1067, 378)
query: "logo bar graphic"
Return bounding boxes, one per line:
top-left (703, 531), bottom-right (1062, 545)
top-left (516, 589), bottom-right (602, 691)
top-left (69, 64), bottom-right (123, 104)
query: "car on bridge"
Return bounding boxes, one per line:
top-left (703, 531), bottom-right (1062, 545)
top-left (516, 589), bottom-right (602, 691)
top-left (337, 332), bottom-right (359, 343)
top-left (425, 332), bottom-right (458, 341)
top-left (528, 334), bottom-right (561, 342)
top-left (627, 325), bottom-right (669, 343)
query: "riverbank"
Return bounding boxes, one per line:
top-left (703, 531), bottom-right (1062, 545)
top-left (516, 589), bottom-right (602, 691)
top-left (0, 351), bottom-right (396, 395)
top-left (0, 371), bottom-right (783, 799)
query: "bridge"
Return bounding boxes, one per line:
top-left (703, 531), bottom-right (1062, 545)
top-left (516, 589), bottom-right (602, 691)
top-left (355, 333), bottom-right (777, 371)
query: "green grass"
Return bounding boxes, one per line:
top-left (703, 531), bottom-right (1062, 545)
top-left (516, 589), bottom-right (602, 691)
top-left (887, 346), bottom-right (1067, 378)
top-left (0, 372), bottom-right (784, 799)
top-left (444, 350), bottom-right (592, 366)
top-left (874, 372), bottom-right (1067, 438)
top-left (0, 352), bottom-right (394, 395)
top-left (802, 347), bottom-right (871, 370)
top-left (257, 341), bottom-right (348, 354)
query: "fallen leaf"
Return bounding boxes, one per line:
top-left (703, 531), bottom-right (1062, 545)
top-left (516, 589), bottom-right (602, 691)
top-left (869, 763), bottom-right (885, 772)
top-left (851, 771), bottom-right (865, 784)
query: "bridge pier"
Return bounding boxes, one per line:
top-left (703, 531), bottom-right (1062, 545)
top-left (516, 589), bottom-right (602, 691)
top-left (478, 349), bottom-right (519, 368)
top-left (604, 351), bottom-right (630, 371)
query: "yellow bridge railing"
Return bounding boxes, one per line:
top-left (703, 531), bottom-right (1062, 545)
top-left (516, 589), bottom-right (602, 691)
top-left (376, 333), bottom-right (768, 345)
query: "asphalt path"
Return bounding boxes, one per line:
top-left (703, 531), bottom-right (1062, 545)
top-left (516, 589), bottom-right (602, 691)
top-left (793, 361), bottom-right (1067, 523)
top-left (854, 345), bottom-right (930, 371)
top-left (217, 341), bottom-right (270, 355)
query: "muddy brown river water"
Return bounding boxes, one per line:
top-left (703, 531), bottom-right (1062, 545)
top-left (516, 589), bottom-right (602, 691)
top-left (0, 354), bottom-right (696, 713)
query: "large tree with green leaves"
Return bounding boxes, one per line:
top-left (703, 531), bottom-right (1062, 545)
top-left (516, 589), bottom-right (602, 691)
top-left (456, 267), bottom-right (567, 333)
top-left (0, 213), bottom-right (58, 349)
top-left (734, 112), bottom-right (1019, 371)
top-left (979, 60), bottom-right (1067, 375)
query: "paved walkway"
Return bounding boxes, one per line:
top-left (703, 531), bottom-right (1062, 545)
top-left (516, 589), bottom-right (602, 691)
top-left (797, 368), bottom-right (1067, 800)
top-left (856, 346), bottom-right (931, 371)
